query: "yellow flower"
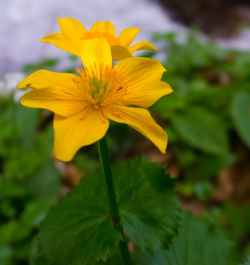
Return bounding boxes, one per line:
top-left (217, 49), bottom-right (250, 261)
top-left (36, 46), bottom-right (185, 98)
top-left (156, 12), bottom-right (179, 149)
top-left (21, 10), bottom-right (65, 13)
top-left (17, 39), bottom-right (172, 162)
top-left (41, 18), bottom-right (156, 61)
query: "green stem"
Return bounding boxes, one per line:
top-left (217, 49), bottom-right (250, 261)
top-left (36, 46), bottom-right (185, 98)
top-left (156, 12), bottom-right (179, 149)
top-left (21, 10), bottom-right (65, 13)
top-left (98, 137), bottom-right (133, 265)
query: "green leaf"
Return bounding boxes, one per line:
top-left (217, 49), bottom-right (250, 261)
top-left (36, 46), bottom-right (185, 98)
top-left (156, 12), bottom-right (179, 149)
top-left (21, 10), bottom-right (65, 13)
top-left (221, 203), bottom-right (250, 242)
top-left (231, 91), bottom-right (250, 147)
top-left (181, 153), bottom-right (235, 180)
top-left (0, 178), bottom-right (25, 199)
top-left (240, 256), bottom-right (250, 265)
top-left (32, 157), bottom-right (180, 265)
top-left (22, 58), bottom-right (59, 73)
top-left (26, 163), bottom-right (61, 203)
top-left (114, 158), bottom-right (180, 251)
top-left (0, 245), bottom-right (12, 265)
top-left (31, 165), bottom-right (122, 265)
top-left (30, 238), bottom-right (49, 265)
top-left (163, 212), bottom-right (237, 265)
top-left (15, 105), bottom-right (41, 150)
top-left (194, 182), bottom-right (213, 201)
top-left (105, 212), bottom-right (238, 265)
top-left (0, 221), bottom-right (30, 244)
top-left (130, 213), bottom-right (237, 265)
top-left (170, 107), bottom-right (229, 155)
top-left (20, 201), bottom-right (53, 228)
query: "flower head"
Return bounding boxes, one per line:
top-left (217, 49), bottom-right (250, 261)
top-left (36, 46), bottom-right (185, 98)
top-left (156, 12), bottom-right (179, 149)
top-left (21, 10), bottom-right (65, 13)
top-left (41, 18), bottom-right (156, 60)
top-left (17, 39), bottom-right (172, 161)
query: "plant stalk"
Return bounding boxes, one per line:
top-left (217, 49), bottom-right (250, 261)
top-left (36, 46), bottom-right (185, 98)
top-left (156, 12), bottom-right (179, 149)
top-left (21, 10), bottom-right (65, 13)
top-left (98, 137), bottom-right (132, 265)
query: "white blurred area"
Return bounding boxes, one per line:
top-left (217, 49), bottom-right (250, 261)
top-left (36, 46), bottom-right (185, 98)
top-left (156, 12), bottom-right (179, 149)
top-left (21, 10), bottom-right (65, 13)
top-left (0, 72), bottom-right (25, 100)
top-left (0, 0), bottom-right (250, 79)
top-left (0, 0), bottom-right (185, 78)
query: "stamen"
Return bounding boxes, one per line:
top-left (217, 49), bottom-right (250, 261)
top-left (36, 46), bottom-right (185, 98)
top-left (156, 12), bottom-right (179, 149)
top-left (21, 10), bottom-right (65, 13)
top-left (79, 105), bottom-right (91, 120)
top-left (99, 108), bottom-right (108, 123)
top-left (74, 65), bottom-right (126, 112)
top-left (105, 106), bottom-right (122, 119)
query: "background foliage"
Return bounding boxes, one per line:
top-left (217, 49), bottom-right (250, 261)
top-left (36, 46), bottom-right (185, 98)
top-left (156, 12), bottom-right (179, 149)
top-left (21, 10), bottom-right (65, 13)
top-left (0, 31), bottom-right (250, 264)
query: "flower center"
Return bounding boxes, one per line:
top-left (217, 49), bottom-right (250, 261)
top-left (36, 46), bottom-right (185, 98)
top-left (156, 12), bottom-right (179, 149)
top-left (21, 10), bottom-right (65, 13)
top-left (74, 67), bottom-right (126, 109)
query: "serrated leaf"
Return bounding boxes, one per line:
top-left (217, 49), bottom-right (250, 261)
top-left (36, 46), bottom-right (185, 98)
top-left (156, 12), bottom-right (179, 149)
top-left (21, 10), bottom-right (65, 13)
top-left (163, 212), bottom-right (237, 265)
top-left (32, 157), bottom-right (180, 265)
top-left (170, 107), bottom-right (229, 155)
top-left (129, 213), bottom-right (237, 265)
top-left (33, 171), bottom-right (122, 265)
top-left (114, 158), bottom-right (180, 252)
top-left (231, 91), bottom-right (250, 147)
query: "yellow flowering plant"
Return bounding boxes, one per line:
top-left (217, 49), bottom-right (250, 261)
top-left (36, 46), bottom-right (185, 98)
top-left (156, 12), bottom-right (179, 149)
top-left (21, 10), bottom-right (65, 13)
top-left (17, 39), bottom-right (172, 162)
top-left (17, 20), bottom-right (175, 265)
top-left (41, 18), bottom-right (156, 60)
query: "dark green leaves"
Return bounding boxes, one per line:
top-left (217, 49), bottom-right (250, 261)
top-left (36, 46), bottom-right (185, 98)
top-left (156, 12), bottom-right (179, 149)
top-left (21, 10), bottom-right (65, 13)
top-left (231, 91), bottom-right (250, 147)
top-left (163, 213), bottom-right (237, 265)
top-left (131, 213), bottom-right (237, 265)
top-left (0, 97), bottom-right (62, 265)
top-left (104, 212), bottom-right (238, 265)
top-left (31, 157), bottom-right (180, 265)
top-left (32, 170), bottom-right (122, 265)
top-left (170, 107), bottom-right (229, 155)
top-left (115, 158), bottom-right (180, 251)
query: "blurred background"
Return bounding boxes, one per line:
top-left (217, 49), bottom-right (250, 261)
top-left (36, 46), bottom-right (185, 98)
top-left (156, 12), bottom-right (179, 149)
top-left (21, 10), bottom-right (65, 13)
top-left (0, 0), bottom-right (250, 264)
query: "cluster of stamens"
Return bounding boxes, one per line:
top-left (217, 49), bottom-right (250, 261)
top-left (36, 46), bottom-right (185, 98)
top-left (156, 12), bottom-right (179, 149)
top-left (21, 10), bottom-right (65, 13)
top-left (73, 65), bottom-right (127, 110)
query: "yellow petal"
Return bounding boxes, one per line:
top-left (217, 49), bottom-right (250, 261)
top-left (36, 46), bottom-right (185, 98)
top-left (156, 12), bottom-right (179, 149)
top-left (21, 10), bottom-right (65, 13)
top-left (129, 41), bottom-right (157, 54)
top-left (90, 20), bottom-right (116, 37)
top-left (114, 57), bottom-right (171, 107)
top-left (18, 70), bottom-right (85, 116)
top-left (20, 86), bottom-right (88, 117)
top-left (111, 45), bottom-right (132, 61)
top-left (120, 81), bottom-right (172, 108)
top-left (105, 105), bottom-right (167, 153)
top-left (80, 39), bottom-right (112, 79)
top-left (118, 27), bottom-right (141, 46)
top-left (17, 70), bottom-right (77, 90)
top-left (57, 17), bottom-right (87, 42)
top-left (41, 33), bottom-right (80, 56)
top-left (53, 108), bottom-right (109, 161)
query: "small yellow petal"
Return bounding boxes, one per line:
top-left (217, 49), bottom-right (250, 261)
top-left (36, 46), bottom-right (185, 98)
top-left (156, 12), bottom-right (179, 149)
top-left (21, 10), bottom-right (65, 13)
top-left (129, 40), bottom-right (157, 54)
top-left (118, 27), bottom-right (141, 47)
top-left (57, 17), bottom-right (87, 42)
top-left (53, 109), bottom-right (109, 161)
top-left (20, 86), bottom-right (87, 117)
top-left (90, 20), bottom-right (116, 37)
top-left (80, 39), bottom-right (112, 79)
top-left (40, 33), bottom-right (80, 56)
top-left (111, 45), bottom-right (132, 61)
top-left (105, 105), bottom-right (167, 153)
